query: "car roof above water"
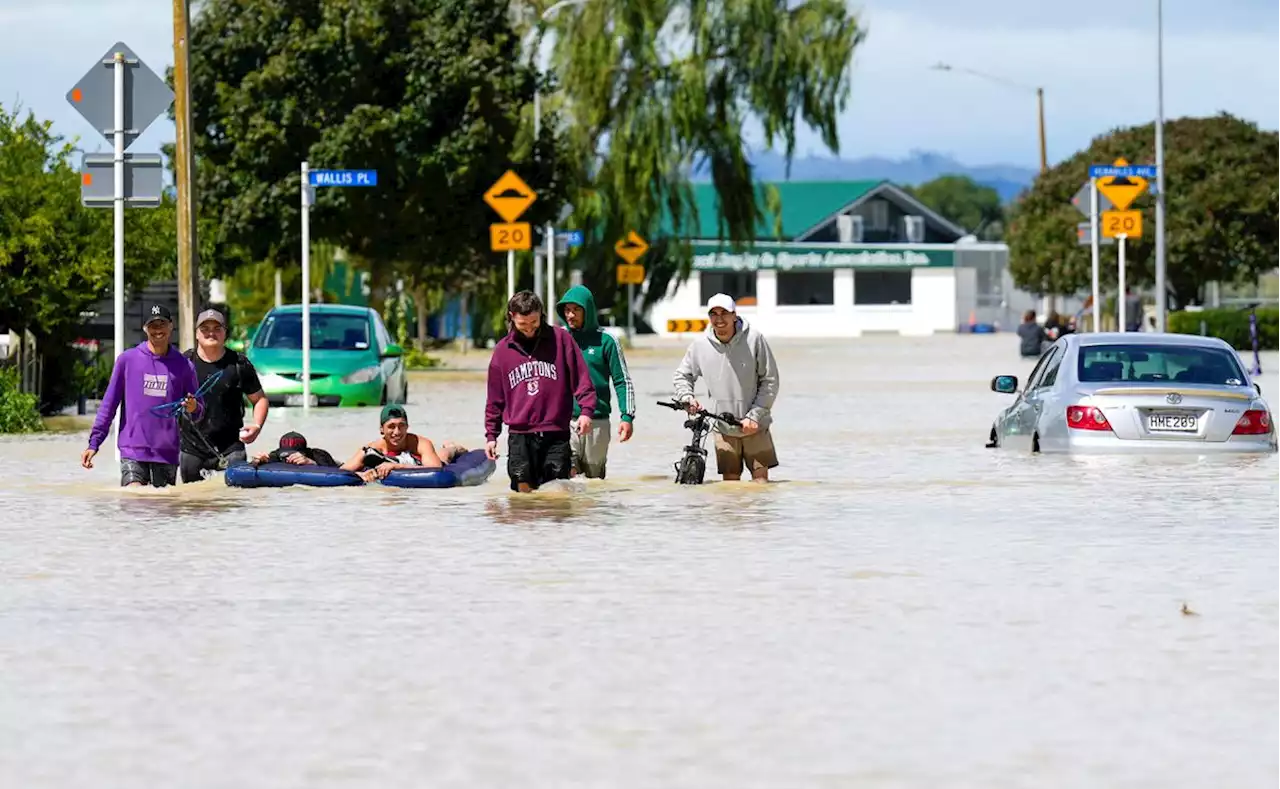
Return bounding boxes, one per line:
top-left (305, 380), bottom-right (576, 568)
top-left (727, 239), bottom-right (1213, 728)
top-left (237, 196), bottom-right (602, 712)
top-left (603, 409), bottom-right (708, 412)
top-left (1067, 332), bottom-right (1234, 351)
top-left (266, 304), bottom-right (373, 317)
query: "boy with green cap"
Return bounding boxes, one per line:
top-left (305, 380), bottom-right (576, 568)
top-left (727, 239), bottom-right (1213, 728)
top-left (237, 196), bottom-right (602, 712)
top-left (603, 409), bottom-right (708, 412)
top-left (555, 285), bottom-right (635, 478)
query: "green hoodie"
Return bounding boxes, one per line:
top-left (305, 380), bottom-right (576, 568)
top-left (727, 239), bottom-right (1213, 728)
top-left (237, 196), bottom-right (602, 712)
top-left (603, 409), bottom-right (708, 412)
top-left (555, 285), bottom-right (635, 423)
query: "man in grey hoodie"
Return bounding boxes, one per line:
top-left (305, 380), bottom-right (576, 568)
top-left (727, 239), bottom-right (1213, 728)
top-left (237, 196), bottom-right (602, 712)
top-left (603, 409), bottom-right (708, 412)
top-left (672, 293), bottom-right (781, 482)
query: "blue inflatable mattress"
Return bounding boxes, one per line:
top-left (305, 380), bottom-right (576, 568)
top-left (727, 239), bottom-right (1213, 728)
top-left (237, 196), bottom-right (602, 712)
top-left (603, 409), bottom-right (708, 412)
top-left (224, 449), bottom-right (497, 489)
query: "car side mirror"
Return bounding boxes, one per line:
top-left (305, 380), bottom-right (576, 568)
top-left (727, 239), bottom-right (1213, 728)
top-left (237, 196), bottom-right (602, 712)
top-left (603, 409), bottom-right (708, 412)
top-left (1255, 382), bottom-right (1262, 395)
top-left (381, 343), bottom-right (404, 358)
top-left (991, 375), bottom-right (1018, 394)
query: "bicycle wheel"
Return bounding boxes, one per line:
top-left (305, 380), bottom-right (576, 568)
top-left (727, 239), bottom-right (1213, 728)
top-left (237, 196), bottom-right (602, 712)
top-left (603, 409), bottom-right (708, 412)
top-left (676, 454), bottom-right (705, 485)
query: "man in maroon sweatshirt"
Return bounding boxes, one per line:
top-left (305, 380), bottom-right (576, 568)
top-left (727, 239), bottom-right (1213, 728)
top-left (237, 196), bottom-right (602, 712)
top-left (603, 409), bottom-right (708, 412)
top-left (485, 290), bottom-right (598, 492)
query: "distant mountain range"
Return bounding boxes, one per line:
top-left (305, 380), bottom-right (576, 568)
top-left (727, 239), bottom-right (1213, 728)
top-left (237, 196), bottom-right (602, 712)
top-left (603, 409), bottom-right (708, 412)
top-left (692, 149), bottom-right (1038, 203)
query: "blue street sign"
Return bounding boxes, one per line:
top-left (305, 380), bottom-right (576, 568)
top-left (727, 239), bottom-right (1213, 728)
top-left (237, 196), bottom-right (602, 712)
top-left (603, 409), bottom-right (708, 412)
top-left (309, 169), bottom-right (378, 187)
top-left (1089, 164), bottom-right (1158, 179)
top-left (557, 230), bottom-right (584, 248)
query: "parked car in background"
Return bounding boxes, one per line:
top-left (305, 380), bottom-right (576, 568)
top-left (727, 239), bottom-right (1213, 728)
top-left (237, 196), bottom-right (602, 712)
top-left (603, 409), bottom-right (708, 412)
top-left (246, 304), bottom-right (407, 407)
top-left (986, 332), bottom-right (1275, 454)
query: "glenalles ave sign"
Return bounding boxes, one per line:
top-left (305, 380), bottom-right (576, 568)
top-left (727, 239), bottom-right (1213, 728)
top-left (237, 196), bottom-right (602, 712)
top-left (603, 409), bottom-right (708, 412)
top-left (690, 243), bottom-right (953, 271)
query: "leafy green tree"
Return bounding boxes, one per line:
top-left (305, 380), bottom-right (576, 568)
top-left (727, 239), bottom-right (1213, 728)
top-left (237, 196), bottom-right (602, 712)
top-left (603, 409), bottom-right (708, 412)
top-left (1007, 113), bottom-right (1278, 304)
top-left (0, 103), bottom-right (177, 411)
top-left (187, 0), bottom-right (569, 315)
top-left (905, 175), bottom-right (1004, 240)
top-left (538, 0), bottom-right (865, 311)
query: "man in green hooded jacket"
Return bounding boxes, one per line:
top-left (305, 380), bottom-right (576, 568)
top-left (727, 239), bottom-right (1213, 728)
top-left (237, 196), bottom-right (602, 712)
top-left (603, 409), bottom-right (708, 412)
top-left (555, 285), bottom-right (636, 478)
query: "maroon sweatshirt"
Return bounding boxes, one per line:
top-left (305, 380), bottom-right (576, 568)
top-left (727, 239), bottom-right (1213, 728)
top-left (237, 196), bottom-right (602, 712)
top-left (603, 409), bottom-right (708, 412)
top-left (485, 324), bottom-right (598, 442)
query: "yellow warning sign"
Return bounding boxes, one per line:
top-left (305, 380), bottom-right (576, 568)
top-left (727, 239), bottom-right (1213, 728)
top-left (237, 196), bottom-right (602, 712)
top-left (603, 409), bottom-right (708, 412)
top-left (666, 319), bottom-right (708, 333)
top-left (615, 264), bottom-right (645, 285)
top-left (483, 170), bottom-right (537, 223)
top-left (1096, 158), bottom-right (1148, 212)
top-left (614, 230), bottom-right (648, 264)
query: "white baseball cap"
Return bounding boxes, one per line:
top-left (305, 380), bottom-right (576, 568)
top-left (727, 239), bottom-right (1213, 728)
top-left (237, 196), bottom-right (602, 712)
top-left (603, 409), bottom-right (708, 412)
top-left (706, 293), bottom-right (736, 314)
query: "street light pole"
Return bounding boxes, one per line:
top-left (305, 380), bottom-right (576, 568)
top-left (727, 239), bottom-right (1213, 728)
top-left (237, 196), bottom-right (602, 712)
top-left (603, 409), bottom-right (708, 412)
top-left (1153, 0), bottom-right (1168, 332)
top-left (931, 62), bottom-right (1046, 173)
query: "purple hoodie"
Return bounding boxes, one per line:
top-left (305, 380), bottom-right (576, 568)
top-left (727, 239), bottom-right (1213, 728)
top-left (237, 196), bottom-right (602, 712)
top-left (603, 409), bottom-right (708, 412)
top-left (485, 324), bottom-right (597, 442)
top-left (88, 342), bottom-right (204, 465)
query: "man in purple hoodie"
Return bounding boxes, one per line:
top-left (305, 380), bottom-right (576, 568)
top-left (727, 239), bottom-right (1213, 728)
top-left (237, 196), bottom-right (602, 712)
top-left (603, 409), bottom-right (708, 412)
top-left (81, 304), bottom-right (204, 487)
top-left (484, 290), bottom-right (597, 492)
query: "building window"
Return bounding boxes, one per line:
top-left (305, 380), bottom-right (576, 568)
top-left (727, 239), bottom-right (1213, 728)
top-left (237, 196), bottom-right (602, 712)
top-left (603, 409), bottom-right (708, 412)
top-left (854, 270), bottom-right (912, 305)
top-left (867, 199), bottom-right (890, 230)
top-left (777, 270), bottom-right (834, 305)
top-left (700, 271), bottom-right (757, 304)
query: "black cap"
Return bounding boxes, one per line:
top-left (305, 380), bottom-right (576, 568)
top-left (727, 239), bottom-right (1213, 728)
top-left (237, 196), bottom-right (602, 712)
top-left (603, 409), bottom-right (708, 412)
top-left (142, 303), bottom-right (173, 328)
top-left (278, 431), bottom-right (308, 456)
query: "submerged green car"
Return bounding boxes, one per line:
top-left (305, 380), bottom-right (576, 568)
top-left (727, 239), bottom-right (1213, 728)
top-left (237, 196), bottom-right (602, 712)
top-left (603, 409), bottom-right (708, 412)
top-left (246, 304), bottom-right (408, 407)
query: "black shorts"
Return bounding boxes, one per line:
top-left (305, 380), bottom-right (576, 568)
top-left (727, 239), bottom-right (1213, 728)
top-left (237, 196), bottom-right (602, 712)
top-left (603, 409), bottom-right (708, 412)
top-left (120, 458), bottom-right (178, 487)
top-left (507, 431), bottom-right (572, 491)
top-left (180, 443), bottom-right (248, 483)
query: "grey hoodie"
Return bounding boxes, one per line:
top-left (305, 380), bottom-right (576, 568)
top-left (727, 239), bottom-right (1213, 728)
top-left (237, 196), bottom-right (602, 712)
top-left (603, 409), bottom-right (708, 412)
top-left (672, 315), bottom-right (780, 437)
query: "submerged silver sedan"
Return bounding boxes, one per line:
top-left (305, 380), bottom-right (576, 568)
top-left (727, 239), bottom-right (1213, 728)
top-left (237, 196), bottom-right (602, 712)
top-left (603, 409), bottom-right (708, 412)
top-left (986, 332), bottom-right (1276, 454)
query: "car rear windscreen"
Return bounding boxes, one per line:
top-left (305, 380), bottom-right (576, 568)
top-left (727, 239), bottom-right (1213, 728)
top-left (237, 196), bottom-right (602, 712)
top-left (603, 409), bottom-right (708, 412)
top-left (254, 314), bottom-right (371, 351)
top-left (1078, 344), bottom-right (1247, 385)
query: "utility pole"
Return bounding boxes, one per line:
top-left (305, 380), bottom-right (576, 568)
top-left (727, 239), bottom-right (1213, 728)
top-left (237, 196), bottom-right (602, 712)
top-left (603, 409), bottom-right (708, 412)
top-left (1153, 0), bottom-right (1168, 332)
top-left (173, 0), bottom-right (200, 350)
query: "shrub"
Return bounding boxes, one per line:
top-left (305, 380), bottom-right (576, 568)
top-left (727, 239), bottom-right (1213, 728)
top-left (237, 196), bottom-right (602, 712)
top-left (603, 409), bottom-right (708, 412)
top-left (1168, 307), bottom-right (1277, 350)
top-left (0, 367), bottom-right (44, 433)
top-left (404, 347), bottom-right (442, 370)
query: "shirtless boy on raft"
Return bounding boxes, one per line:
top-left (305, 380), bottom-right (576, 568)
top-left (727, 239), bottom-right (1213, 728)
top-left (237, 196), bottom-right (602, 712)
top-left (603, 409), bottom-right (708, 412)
top-left (340, 404), bottom-right (467, 482)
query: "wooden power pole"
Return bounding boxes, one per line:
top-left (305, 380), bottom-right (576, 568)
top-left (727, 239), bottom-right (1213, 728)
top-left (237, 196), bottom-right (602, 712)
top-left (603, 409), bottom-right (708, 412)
top-left (173, 0), bottom-right (200, 350)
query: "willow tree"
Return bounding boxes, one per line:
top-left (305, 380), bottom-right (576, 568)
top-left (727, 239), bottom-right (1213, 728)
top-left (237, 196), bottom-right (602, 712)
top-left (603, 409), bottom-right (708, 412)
top-left (534, 0), bottom-right (864, 312)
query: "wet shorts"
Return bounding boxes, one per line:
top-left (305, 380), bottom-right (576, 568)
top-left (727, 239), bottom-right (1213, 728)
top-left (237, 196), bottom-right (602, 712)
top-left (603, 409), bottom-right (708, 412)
top-left (507, 430), bottom-right (572, 491)
top-left (714, 429), bottom-right (779, 476)
top-left (569, 418), bottom-right (611, 479)
top-left (120, 458), bottom-right (178, 488)
top-left (180, 443), bottom-right (248, 483)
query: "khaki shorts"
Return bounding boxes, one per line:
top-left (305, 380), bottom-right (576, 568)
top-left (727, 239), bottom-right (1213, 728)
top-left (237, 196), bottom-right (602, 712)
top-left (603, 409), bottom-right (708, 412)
top-left (714, 429), bottom-right (779, 475)
top-left (570, 418), bottom-right (611, 478)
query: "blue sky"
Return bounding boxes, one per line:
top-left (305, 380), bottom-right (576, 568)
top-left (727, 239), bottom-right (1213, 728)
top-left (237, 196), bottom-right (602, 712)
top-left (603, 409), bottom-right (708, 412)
top-left (1, 0), bottom-right (1276, 171)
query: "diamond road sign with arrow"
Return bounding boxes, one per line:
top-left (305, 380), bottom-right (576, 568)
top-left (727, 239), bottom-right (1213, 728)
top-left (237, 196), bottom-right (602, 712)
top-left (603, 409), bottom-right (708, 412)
top-left (66, 42), bottom-right (174, 152)
top-left (614, 230), bottom-right (648, 264)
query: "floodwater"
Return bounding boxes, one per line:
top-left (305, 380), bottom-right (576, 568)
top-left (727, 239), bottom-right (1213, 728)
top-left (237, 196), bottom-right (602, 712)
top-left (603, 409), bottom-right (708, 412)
top-left (1, 333), bottom-right (1276, 789)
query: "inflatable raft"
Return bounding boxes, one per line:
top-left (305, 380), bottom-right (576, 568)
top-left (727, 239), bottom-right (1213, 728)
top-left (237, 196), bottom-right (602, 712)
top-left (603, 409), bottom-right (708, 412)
top-left (224, 449), bottom-right (496, 489)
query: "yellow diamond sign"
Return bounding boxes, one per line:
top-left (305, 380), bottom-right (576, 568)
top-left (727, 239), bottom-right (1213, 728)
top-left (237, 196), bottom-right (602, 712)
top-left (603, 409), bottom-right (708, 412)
top-left (1096, 158), bottom-right (1148, 212)
top-left (483, 170), bottom-right (537, 223)
top-left (614, 230), bottom-right (648, 264)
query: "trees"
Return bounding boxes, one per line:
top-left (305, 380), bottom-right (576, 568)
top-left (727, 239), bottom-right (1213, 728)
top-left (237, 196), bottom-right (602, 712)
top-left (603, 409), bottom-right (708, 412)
top-left (538, 0), bottom-right (865, 310)
top-left (0, 103), bottom-right (177, 411)
top-left (188, 0), bottom-right (568, 316)
top-left (904, 175), bottom-right (1004, 240)
top-left (1007, 113), bottom-right (1278, 304)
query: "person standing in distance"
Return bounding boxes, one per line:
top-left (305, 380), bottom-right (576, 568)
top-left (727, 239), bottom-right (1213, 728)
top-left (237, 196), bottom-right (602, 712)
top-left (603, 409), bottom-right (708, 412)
top-left (672, 293), bottom-right (781, 482)
top-left (484, 290), bottom-right (597, 492)
top-left (81, 304), bottom-right (204, 487)
top-left (555, 285), bottom-right (636, 478)
top-left (180, 308), bottom-right (269, 482)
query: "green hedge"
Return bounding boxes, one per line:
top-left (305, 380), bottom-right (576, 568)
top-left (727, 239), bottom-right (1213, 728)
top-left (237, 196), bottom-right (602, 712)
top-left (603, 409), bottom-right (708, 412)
top-left (1168, 307), bottom-right (1277, 351)
top-left (0, 367), bottom-right (44, 434)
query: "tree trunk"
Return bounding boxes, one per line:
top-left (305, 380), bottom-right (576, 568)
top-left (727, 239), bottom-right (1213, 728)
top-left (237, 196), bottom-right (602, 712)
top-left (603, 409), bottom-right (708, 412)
top-left (413, 285), bottom-right (429, 351)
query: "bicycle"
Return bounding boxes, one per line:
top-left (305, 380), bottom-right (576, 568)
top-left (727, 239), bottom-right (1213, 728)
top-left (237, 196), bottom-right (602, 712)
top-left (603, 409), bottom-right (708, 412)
top-left (656, 400), bottom-right (742, 484)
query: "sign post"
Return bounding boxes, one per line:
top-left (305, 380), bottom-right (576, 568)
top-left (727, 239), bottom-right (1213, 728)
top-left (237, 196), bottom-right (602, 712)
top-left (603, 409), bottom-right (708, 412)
top-left (484, 171), bottom-right (537, 300)
top-left (1117, 233), bottom-right (1127, 331)
top-left (65, 42), bottom-right (173, 365)
top-left (1089, 176), bottom-right (1100, 331)
top-left (614, 231), bottom-right (649, 343)
top-left (300, 166), bottom-right (378, 409)
top-left (1088, 158), bottom-right (1157, 332)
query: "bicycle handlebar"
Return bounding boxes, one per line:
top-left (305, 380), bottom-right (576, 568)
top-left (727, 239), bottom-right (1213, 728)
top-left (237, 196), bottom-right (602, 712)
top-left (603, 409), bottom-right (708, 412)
top-left (655, 400), bottom-right (742, 426)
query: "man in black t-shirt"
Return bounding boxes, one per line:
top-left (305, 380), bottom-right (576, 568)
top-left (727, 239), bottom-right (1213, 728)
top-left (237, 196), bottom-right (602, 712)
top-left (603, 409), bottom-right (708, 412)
top-left (180, 308), bottom-right (270, 482)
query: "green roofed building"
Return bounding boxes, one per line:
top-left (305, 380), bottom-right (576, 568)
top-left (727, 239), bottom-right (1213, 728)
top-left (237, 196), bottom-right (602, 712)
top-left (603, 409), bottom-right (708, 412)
top-left (649, 180), bottom-right (1026, 338)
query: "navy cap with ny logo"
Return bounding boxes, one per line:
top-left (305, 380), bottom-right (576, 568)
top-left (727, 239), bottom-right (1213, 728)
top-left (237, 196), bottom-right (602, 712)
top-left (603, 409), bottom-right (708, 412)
top-left (142, 303), bottom-right (173, 328)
